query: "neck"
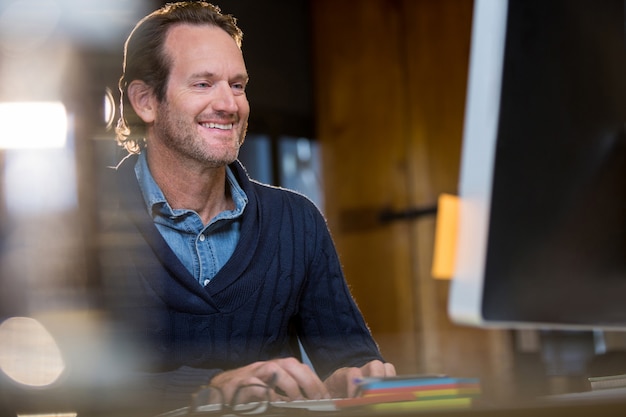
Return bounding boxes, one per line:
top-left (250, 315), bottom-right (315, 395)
top-left (145, 149), bottom-right (235, 225)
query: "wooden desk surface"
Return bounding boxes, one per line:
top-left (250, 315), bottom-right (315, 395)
top-left (4, 381), bottom-right (626, 417)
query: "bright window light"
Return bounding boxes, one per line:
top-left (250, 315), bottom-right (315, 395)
top-left (0, 102), bottom-right (68, 149)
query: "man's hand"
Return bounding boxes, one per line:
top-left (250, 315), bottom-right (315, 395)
top-left (209, 357), bottom-right (330, 405)
top-left (323, 360), bottom-right (396, 398)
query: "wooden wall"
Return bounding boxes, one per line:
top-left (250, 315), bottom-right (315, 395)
top-left (311, 0), bottom-right (515, 401)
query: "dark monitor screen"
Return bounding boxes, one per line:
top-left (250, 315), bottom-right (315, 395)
top-left (449, 0), bottom-right (626, 329)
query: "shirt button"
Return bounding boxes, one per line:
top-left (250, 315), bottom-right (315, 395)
top-left (199, 234), bottom-right (206, 242)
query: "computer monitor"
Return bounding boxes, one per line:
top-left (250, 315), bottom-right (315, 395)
top-left (449, 0), bottom-right (626, 329)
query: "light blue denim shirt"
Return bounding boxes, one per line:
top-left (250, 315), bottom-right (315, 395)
top-left (135, 151), bottom-right (248, 286)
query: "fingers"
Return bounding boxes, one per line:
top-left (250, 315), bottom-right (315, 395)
top-left (269, 357), bottom-right (330, 400)
top-left (383, 361), bottom-right (397, 377)
top-left (210, 369), bottom-right (266, 405)
top-left (324, 360), bottom-right (397, 399)
top-left (342, 367), bottom-right (365, 398)
top-left (209, 358), bottom-right (396, 405)
top-left (361, 359), bottom-right (396, 378)
top-left (209, 358), bottom-right (329, 404)
top-left (323, 366), bottom-right (361, 398)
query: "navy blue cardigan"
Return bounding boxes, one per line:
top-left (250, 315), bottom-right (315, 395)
top-left (98, 154), bottom-right (384, 408)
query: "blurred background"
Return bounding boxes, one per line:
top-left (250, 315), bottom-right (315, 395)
top-left (0, 1), bottom-right (331, 414)
top-left (1, 0), bottom-right (623, 415)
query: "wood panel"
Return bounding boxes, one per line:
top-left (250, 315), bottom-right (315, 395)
top-left (311, 0), bottom-right (420, 371)
top-left (311, 0), bottom-right (516, 401)
top-left (402, 1), bottom-right (515, 400)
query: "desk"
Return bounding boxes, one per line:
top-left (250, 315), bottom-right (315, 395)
top-left (4, 382), bottom-right (626, 417)
top-left (161, 390), bottom-right (626, 417)
top-left (176, 398), bottom-right (626, 417)
top-left (4, 397), bottom-right (626, 417)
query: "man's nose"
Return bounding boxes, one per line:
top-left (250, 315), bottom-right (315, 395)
top-left (212, 82), bottom-right (238, 113)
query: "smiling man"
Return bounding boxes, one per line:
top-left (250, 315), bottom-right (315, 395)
top-left (101, 1), bottom-right (394, 411)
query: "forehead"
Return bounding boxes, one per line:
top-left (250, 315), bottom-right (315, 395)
top-left (163, 24), bottom-right (246, 72)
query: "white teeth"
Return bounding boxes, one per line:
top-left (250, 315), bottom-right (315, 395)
top-left (202, 122), bottom-right (233, 129)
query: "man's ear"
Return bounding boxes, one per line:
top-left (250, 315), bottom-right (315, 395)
top-left (127, 80), bottom-right (157, 123)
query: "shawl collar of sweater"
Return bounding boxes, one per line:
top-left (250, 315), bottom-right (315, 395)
top-left (111, 153), bottom-right (280, 314)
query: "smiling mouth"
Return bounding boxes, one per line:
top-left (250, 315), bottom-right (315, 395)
top-left (200, 122), bottom-right (233, 130)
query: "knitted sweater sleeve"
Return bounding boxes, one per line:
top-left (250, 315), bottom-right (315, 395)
top-left (295, 203), bottom-right (384, 379)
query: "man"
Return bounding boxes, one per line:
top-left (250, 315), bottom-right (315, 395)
top-left (101, 1), bottom-right (395, 410)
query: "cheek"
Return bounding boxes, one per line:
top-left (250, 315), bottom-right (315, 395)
top-left (167, 92), bottom-right (205, 115)
top-left (238, 98), bottom-right (250, 118)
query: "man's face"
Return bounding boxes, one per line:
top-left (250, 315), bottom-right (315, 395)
top-left (151, 24), bottom-right (250, 168)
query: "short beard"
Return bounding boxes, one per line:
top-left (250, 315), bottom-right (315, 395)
top-left (155, 101), bottom-right (247, 168)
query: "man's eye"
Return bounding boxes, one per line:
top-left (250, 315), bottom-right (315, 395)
top-left (195, 82), bottom-right (211, 88)
top-left (232, 83), bottom-right (246, 93)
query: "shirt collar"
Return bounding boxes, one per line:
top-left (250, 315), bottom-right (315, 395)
top-left (134, 150), bottom-right (248, 219)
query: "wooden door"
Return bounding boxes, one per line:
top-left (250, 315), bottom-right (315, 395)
top-left (311, 0), bottom-right (515, 401)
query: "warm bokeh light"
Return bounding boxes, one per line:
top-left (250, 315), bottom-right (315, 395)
top-left (0, 102), bottom-right (68, 149)
top-left (432, 193), bottom-right (460, 279)
top-left (0, 316), bottom-right (66, 387)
